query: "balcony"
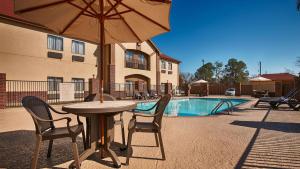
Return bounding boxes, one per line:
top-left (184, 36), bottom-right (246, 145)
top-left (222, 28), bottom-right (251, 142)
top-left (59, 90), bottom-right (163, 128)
top-left (125, 60), bottom-right (149, 70)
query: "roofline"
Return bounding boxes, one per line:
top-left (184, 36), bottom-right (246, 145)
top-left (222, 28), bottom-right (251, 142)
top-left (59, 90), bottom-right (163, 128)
top-left (146, 40), bottom-right (161, 54)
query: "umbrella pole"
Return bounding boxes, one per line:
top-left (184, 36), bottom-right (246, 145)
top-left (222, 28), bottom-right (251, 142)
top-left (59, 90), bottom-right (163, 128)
top-left (98, 0), bottom-right (104, 103)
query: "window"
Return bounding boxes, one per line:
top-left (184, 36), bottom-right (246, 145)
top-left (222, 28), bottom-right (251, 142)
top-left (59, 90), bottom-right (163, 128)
top-left (47, 77), bottom-right (63, 91)
top-left (47, 35), bottom-right (63, 51)
top-left (72, 40), bottom-right (85, 55)
top-left (125, 50), bottom-right (134, 61)
top-left (72, 78), bottom-right (85, 91)
top-left (125, 50), bottom-right (149, 70)
top-left (161, 60), bottom-right (166, 69)
top-left (168, 62), bottom-right (172, 70)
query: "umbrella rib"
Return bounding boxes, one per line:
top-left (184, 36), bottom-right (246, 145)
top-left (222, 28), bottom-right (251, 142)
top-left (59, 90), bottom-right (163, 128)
top-left (68, 1), bottom-right (97, 17)
top-left (119, 2), bottom-right (170, 31)
top-left (107, 0), bottom-right (141, 42)
top-left (106, 9), bottom-right (131, 18)
top-left (15, 0), bottom-right (74, 13)
top-left (104, 0), bottom-right (122, 16)
top-left (82, 0), bottom-right (99, 15)
top-left (60, 0), bottom-right (97, 34)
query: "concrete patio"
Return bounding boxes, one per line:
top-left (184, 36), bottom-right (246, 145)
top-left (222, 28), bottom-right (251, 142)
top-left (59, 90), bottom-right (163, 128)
top-left (0, 100), bottom-right (299, 169)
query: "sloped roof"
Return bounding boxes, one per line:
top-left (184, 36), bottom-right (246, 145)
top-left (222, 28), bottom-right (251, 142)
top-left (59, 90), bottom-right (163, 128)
top-left (261, 73), bottom-right (296, 81)
top-left (160, 53), bottom-right (181, 64)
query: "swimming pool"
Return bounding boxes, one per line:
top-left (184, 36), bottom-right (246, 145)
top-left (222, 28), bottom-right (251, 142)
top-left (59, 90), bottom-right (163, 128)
top-left (136, 98), bottom-right (249, 117)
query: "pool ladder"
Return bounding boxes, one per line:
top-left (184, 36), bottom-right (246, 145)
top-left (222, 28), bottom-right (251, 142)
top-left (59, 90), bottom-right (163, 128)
top-left (211, 99), bottom-right (234, 115)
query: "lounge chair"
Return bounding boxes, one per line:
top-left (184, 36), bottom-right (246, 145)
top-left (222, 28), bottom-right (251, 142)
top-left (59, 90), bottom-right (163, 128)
top-left (133, 91), bottom-right (142, 100)
top-left (84, 93), bottom-right (126, 147)
top-left (126, 94), bottom-right (171, 165)
top-left (22, 96), bottom-right (85, 169)
top-left (141, 91), bottom-right (150, 100)
top-left (254, 88), bottom-right (299, 108)
top-left (149, 90), bottom-right (159, 99)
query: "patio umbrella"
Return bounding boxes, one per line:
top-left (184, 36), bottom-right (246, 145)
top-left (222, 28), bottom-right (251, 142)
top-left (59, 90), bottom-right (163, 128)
top-left (14, 0), bottom-right (171, 102)
top-left (249, 76), bottom-right (271, 82)
top-left (191, 79), bottom-right (208, 84)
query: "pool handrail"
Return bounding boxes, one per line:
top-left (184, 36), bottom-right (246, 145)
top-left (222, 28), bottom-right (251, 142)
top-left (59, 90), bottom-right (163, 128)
top-left (211, 99), bottom-right (234, 115)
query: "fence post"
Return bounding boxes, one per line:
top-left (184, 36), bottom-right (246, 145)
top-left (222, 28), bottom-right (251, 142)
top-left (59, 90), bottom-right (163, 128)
top-left (0, 73), bottom-right (6, 109)
top-left (235, 83), bottom-right (241, 96)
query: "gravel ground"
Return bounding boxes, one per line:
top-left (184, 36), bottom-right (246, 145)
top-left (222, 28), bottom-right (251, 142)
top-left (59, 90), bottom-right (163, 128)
top-left (0, 98), bottom-right (299, 169)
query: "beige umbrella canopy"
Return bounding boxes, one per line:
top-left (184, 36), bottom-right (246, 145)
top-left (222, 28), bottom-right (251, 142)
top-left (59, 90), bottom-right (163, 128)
top-left (249, 76), bottom-right (271, 82)
top-left (191, 79), bottom-right (208, 84)
top-left (14, 0), bottom-right (171, 102)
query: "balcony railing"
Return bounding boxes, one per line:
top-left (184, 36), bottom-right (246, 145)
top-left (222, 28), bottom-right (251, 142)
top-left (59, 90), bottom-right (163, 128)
top-left (125, 60), bottom-right (149, 70)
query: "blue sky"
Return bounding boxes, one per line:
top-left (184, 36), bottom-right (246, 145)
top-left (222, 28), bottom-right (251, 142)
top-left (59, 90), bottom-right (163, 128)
top-left (152, 0), bottom-right (300, 76)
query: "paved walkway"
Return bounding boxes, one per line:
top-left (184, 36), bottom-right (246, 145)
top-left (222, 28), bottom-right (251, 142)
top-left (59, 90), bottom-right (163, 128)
top-left (0, 101), bottom-right (299, 169)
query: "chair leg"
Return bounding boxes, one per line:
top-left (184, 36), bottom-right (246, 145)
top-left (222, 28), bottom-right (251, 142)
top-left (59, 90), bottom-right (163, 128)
top-left (126, 130), bottom-right (134, 165)
top-left (86, 117), bottom-right (91, 148)
top-left (72, 142), bottom-right (81, 169)
top-left (81, 129), bottom-right (87, 150)
top-left (154, 133), bottom-right (159, 147)
top-left (31, 134), bottom-right (42, 169)
top-left (158, 131), bottom-right (166, 160)
top-left (47, 140), bottom-right (53, 158)
top-left (120, 113), bottom-right (126, 146)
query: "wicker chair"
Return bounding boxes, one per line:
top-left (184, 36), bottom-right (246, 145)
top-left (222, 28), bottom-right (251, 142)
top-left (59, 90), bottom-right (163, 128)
top-left (22, 96), bottom-right (85, 169)
top-left (84, 93), bottom-right (126, 147)
top-left (126, 94), bottom-right (171, 165)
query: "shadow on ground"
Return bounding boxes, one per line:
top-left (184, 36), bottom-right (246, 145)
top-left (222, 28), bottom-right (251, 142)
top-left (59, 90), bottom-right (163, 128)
top-left (0, 130), bottom-right (84, 169)
top-left (231, 109), bottom-right (300, 169)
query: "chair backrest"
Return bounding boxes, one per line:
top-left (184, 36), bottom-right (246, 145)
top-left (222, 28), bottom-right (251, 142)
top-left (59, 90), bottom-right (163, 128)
top-left (84, 93), bottom-right (97, 102)
top-left (22, 96), bottom-right (54, 133)
top-left (285, 88), bottom-right (298, 98)
top-left (153, 94), bottom-right (171, 128)
top-left (84, 93), bottom-right (116, 102)
top-left (288, 88), bottom-right (300, 99)
top-left (103, 93), bottom-right (116, 101)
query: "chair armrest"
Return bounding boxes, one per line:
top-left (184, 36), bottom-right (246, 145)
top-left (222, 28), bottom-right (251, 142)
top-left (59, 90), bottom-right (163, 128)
top-left (133, 102), bottom-right (158, 112)
top-left (48, 105), bottom-right (69, 115)
top-left (133, 112), bottom-right (160, 118)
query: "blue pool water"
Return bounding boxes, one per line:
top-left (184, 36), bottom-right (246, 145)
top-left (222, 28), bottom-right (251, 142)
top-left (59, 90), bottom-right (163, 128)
top-left (136, 98), bottom-right (249, 117)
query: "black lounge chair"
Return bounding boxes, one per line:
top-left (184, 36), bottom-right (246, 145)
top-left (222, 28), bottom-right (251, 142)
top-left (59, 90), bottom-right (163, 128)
top-left (133, 91), bottom-right (142, 100)
top-left (126, 94), bottom-right (171, 165)
top-left (22, 96), bottom-right (85, 169)
top-left (149, 90), bottom-right (159, 99)
top-left (254, 88), bottom-right (299, 108)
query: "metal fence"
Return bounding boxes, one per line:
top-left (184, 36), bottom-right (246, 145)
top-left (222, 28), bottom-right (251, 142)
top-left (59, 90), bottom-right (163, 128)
top-left (6, 80), bottom-right (88, 107)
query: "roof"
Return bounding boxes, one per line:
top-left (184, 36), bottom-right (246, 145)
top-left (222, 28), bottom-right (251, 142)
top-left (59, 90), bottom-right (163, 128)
top-left (261, 73), bottom-right (296, 81)
top-left (160, 53), bottom-right (181, 64)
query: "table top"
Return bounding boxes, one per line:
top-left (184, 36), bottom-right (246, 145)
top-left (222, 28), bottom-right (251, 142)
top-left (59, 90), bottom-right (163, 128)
top-left (62, 100), bottom-right (137, 115)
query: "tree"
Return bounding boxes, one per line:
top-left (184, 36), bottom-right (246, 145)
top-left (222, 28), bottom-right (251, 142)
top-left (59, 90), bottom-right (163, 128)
top-left (179, 72), bottom-right (194, 87)
top-left (222, 58), bottom-right (249, 83)
top-left (214, 61), bottom-right (223, 82)
top-left (194, 62), bottom-right (215, 81)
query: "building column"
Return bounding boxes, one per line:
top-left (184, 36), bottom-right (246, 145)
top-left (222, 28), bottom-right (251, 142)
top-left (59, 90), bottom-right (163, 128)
top-left (0, 73), bottom-right (6, 109)
top-left (156, 54), bottom-right (161, 95)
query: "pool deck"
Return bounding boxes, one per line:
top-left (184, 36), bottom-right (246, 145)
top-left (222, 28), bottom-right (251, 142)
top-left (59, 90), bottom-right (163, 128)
top-left (0, 96), bottom-right (300, 169)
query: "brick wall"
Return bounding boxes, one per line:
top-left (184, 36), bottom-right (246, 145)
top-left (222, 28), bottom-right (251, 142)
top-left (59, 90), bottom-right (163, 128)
top-left (0, 73), bottom-right (6, 109)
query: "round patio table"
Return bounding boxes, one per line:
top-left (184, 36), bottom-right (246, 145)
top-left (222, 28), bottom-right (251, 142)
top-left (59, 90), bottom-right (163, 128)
top-left (62, 100), bottom-right (137, 168)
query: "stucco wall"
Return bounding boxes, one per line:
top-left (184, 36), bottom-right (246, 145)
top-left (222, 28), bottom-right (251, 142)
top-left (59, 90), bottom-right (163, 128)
top-left (114, 42), bottom-right (158, 85)
top-left (160, 60), bottom-right (179, 86)
top-left (0, 22), bottom-right (97, 82)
